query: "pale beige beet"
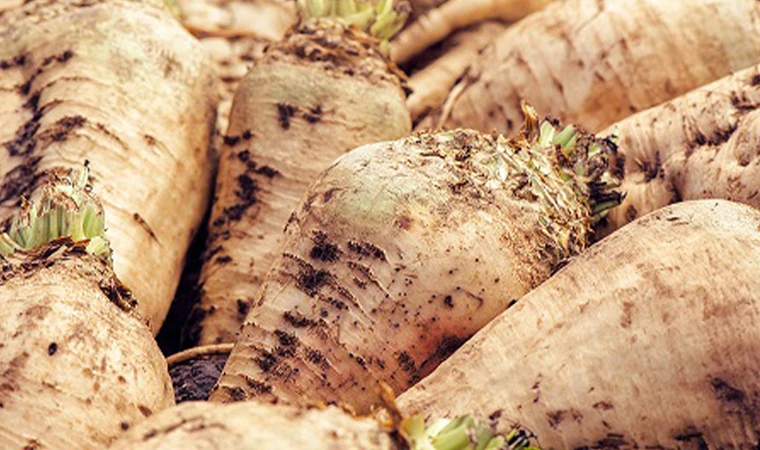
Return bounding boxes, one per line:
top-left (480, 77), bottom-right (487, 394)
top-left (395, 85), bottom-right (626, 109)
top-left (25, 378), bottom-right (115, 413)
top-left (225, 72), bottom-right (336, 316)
top-left (399, 200), bottom-right (760, 449)
top-left (435, 0), bottom-right (760, 136)
top-left (109, 397), bottom-right (537, 449)
top-left (0, 169), bottom-right (174, 450)
top-left (598, 63), bottom-right (760, 237)
top-left (177, 0), bottom-right (297, 157)
top-left (211, 113), bottom-right (621, 414)
top-left (191, 18), bottom-right (412, 346)
top-left (109, 402), bottom-right (395, 450)
top-left (0, 247), bottom-right (174, 449)
top-left (0, 0), bottom-right (217, 333)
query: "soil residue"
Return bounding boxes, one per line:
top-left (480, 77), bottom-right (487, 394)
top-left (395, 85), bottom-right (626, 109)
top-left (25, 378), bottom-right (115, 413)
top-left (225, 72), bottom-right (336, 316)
top-left (346, 240), bottom-right (387, 261)
top-left (276, 103), bottom-right (324, 129)
top-left (310, 231), bottom-right (340, 262)
top-left (418, 335), bottom-right (466, 377)
top-left (0, 156), bottom-right (44, 205)
top-left (283, 310), bottom-right (318, 328)
top-left (169, 352), bottom-right (229, 403)
top-left (212, 174), bottom-right (260, 228)
top-left (277, 103), bottom-right (298, 130)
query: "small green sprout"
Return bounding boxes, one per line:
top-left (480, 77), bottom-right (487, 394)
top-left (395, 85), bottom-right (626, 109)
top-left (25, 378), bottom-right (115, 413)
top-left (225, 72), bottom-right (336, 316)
top-left (0, 163), bottom-right (112, 265)
top-left (403, 414), bottom-right (540, 450)
top-left (297, 0), bottom-right (411, 48)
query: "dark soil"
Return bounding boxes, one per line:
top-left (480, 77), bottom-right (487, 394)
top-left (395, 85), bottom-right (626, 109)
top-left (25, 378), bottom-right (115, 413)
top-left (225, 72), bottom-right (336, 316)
top-left (156, 204), bottom-right (210, 353)
top-left (169, 352), bottom-right (229, 403)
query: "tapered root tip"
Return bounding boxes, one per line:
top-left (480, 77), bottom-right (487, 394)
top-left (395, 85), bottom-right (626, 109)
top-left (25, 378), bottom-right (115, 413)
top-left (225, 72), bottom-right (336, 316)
top-left (0, 163), bottom-right (113, 264)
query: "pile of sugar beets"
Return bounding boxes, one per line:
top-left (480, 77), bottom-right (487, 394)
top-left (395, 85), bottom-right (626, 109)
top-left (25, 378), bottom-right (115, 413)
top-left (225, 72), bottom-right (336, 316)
top-left (1, 0), bottom-right (760, 448)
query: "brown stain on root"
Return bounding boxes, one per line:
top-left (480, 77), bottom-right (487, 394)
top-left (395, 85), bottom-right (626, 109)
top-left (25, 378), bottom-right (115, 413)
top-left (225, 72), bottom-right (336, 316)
top-left (254, 346), bottom-right (297, 383)
top-left (296, 267), bottom-right (331, 297)
top-left (673, 430), bottom-right (709, 450)
top-left (242, 374), bottom-right (273, 395)
top-left (309, 231), bottom-right (340, 262)
top-left (133, 213), bottom-right (158, 242)
top-left (236, 299), bottom-right (251, 322)
top-left (18, 50), bottom-right (75, 96)
top-left (418, 335), bottom-right (467, 377)
top-left (5, 112), bottom-right (41, 157)
top-left (22, 439), bottom-right (41, 450)
top-left (210, 151), bottom-right (280, 231)
top-left (396, 215), bottom-right (413, 230)
top-left (625, 205), bottom-right (638, 222)
top-left (1, 352), bottom-right (30, 399)
top-left (282, 310), bottom-right (318, 328)
top-left (215, 255), bottom-right (232, 265)
top-left (708, 376), bottom-right (760, 433)
top-left (143, 134), bottom-right (158, 146)
top-left (346, 240), bottom-right (387, 261)
top-left (162, 54), bottom-right (180, 79)
top-left (221, 386), bottom-right (247, 402)
top-left (222, 130), bottom-right (254, 147)
top-left (137, 405), bottom-right (153, 417)
top-left (276, 103), bottom-right (323, 130)
top-left (303, 105), bottom-right (323, 124)
top-left (593, 401), bottom-right (614, 411)
top-left (638, 151), bottom-right (662, 182)
top-left (711, 377), bottom-right (745, 405)
top-left (620, 302), bottom-right (634, 328)
top-left (94, 122), bottom-right (128, 150)
top-left (546, 408), bottom-right (584, 430)
top-left (0, 53), bottom-right (27, 70)
top-left (277, 103), bottom-right (298, 129)
top-left (98, 273), bottom-right (138, 313)
top-left (39, 115), bottom-right (87, 144)
top-left (396, 351), bottom-right (418, 383)
top-left (212, 174), bottom-right (260, 229)
top-left (0, 156), bottom-right (45, 206)
top-left (306, 348), bottom-right (325, 365)
top-left (281, 253), bottom-right (336, 298)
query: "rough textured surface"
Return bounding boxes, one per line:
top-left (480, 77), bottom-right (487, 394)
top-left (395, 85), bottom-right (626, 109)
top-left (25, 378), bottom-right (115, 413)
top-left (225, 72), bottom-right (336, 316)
top-left (155, 0), bottom-right (295, 354)
top-left (170, 352), bottom-right (228, 403)
top-left (190, 20), bottom-right (411, 346)
top-left (0, 241), bottom-right (174, 449)
top-left (198, 35), bottom-right (276, 152)
top-left (597, 64), bottom-right (760, 237)
top-left (399, 200), bottom-right (760, 449)
top-left (391, 0), bottom-right (551, 63)
top-left (211, 127), bottom-right (617, 413)
top-left (180, 0), bottom-right (297, 149)
top-left (438, 0), bottom-right (760, 135)
top-left (0, 0), bottom-right (217, 333)
top-left (407, 20), bottom-right (507, 123)
top-left (109, 402), bottom-right (395, 450)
